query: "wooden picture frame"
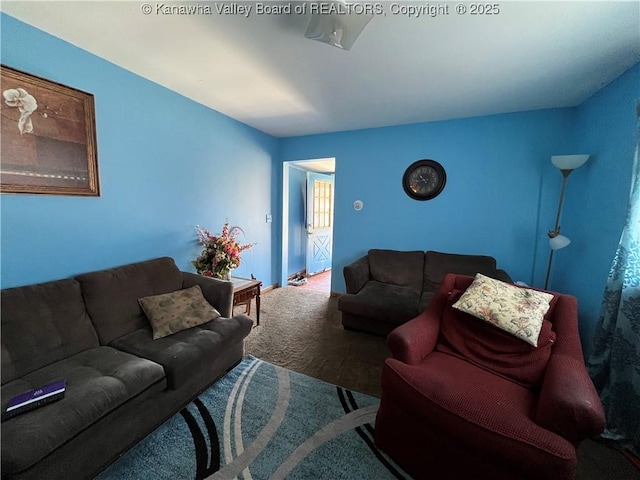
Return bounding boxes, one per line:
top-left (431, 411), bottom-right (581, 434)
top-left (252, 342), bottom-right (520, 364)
top-left (1, 65), bottom-right (100, 196)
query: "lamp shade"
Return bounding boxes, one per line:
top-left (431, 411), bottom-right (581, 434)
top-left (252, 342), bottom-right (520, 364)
top-left (549, 234), bottom-right (571, 250)
top-left (551, 155), bottom-right (589, 170)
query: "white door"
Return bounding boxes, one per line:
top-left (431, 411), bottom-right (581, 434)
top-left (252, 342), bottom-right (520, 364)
top-left (306, 172), bottom-right (334, 276)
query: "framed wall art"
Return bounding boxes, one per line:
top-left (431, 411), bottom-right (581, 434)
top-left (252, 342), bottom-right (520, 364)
top-left (1, 65), bottom-right (100, 196)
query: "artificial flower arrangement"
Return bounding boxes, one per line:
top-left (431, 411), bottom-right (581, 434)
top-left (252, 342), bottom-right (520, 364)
top-left (192, 221), bottom-right (255, 279)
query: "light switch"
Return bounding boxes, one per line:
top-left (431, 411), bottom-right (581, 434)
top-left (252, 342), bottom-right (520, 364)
top-left (266, 214), bottom-right (272, 223)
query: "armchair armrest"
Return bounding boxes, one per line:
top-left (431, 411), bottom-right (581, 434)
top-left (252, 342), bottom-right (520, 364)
top-left (536, 353), bottom-right (605, 444)
top-left (343, 255), bottom-right (370, 294)
top-left (535, 294), bottom-right (605, 444)
top-left (181, 272), bottom-right (234, 318)
top-left (387, 278), bottom-right (452, 365)
top-left (387, 310), bottom-right (440, 365)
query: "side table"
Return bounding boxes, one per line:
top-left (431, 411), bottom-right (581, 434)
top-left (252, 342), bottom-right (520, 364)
top-left (231, 276), bottom-right (261, 326)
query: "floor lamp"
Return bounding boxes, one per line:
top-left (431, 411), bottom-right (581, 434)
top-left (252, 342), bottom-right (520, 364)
top-left (544, 154), bottom-right (589, 290)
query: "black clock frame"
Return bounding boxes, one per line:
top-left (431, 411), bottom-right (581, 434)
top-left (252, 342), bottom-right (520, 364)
top-left (402, 159), bottom-right (447, 201)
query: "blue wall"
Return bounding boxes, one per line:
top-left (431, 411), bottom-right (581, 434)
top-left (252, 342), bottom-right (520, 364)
top-left (281, 63), bottom-right (639, 353)
top-left (0, 14), bottom-right (280, 288)
top-left (3, 14), bottom-right (638, 357)
top-left (559, 64), bottom-right (640, 356)
top-left (281, 109), bottom-right (575, 293)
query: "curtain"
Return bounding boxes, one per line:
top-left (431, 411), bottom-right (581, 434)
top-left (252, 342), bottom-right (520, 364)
top-left (587, 102), bottom-right (640, 455)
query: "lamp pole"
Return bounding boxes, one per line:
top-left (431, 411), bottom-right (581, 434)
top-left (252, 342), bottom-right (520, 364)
top-left (544, 170), bottom-right (571, 290)
top-left (543, 154), bottom-right (589, 290)
top-left (544, 251), bottom-right (554, 291)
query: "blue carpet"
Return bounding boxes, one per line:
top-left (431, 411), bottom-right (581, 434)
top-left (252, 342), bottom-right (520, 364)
top-left (98, 356), bottom-right (410, 479)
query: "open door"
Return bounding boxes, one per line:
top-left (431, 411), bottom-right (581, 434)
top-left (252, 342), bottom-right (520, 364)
top-left (306, 172), bottom-right (334, 276)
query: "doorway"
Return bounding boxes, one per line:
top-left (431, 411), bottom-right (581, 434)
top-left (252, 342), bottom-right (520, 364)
top-left (281, 158), bottom-right (335, 293)
top-left (306, 172), bottom-right (334, 276)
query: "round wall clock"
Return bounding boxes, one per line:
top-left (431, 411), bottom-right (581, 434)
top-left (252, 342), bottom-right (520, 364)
top-left (402, 159), bottom-right (447, 201)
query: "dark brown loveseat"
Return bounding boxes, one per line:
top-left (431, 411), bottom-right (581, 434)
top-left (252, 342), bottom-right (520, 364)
top-left (1, 257), bottom-right (253, 480)
top-left (338, 250), bottom-right (512, 336)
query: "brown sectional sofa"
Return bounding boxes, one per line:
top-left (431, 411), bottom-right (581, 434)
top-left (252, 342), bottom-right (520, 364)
top-left (1, 257), bottom-right (253, 480)
top-left (338, 250), bottom-right (513, 336)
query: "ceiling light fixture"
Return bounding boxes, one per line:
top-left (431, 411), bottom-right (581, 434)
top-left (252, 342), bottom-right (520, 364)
top-left (304, 1), bottom-right (373, 50)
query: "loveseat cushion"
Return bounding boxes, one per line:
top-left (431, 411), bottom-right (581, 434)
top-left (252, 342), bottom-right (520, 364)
top-left (338, 280), bottom-right (421, 326)
top-left (76, 257), bottom-right (184, 344)
top-left (110, 315), bottom-right (253, 389)
top-left (368, 249), bottom-right (424, 292)
top-left (423, 251), bottom-right (498, 293)
top-left (1, 346), bottom-right (166, 476)
top-left (1, 279), bottom-right (99, 384)
top-left (418, 291), bottom-right (436, 314)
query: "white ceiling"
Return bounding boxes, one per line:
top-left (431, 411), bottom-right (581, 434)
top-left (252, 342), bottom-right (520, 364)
top-left (2, 1), bottom-right (639, 138)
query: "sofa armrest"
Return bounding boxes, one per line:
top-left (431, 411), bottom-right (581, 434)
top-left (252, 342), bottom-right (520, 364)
top-left (343, 255), bottom-right (370, 294)
top-left (536, 353), bottom-right (605, 444)
top-left (181, 272), bottom-right (233, 318)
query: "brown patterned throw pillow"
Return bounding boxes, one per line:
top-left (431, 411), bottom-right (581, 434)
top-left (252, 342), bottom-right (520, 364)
top-left (138, 285), bottom-right (221, 339)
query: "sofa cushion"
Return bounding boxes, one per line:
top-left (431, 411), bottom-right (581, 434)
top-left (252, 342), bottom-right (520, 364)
top-left (338, 280), bottom-right (421, 325)
top-left (110, 315), bottom-right (253, 389)
top-left (76, 257), bottom-right (184, 345)
top-left (0, 346), bottom-right (166, 475)
top-left (452, 274), bottom-right (553, 346)
top-left (368, 249), bottom-right (424, 292)
top-left (423, 251), bottom-right (498, 293)
top-left (139, 285), bottom-right (221, 339)
top-left (438, 290), bottom-right (556, 387)
top-left (1, 279), bottom-right (99, 384)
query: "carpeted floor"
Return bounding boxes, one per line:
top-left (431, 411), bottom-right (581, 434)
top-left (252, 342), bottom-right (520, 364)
top-left (243, 286), bottom-right (640, 480)
top-left (244, 287), bottom-right (388, 398)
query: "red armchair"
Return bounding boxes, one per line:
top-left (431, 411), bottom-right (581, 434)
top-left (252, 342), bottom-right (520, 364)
top-left (374, 274), bottom-right (605, 480)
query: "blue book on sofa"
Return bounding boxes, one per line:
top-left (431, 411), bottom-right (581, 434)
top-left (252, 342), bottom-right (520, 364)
top-left (2, 380), bottom-right (66, 421)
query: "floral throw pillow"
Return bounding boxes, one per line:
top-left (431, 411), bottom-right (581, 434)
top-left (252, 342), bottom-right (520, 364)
top-left (139, 285), bottom-right (221, 340)
top-left (452, 273), bottom-right (554, 346)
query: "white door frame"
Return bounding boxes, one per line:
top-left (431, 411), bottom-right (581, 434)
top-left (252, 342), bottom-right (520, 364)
top-left (281, 158), bottom-right (335, 288)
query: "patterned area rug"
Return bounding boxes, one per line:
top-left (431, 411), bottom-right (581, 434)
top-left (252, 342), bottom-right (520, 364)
top-left (98, 356), bottom-right (410, 479)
